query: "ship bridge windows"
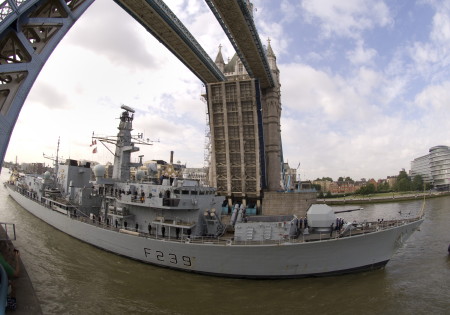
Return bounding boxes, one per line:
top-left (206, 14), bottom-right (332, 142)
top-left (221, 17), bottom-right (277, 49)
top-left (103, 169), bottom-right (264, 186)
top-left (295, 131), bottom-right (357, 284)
top-left (171, 188), bottom-right (213, 196)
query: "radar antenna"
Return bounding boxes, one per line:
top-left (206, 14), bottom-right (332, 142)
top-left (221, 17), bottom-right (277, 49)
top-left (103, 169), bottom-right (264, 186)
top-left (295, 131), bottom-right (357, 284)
top-left (91, 105), bottom-right (159, 157)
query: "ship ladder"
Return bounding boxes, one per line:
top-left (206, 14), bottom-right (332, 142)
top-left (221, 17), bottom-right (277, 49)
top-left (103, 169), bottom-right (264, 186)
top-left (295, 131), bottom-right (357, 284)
top-left (246, 227), bottom-right (254, 240)
top-left (263, 226), bottom-right (272, 240)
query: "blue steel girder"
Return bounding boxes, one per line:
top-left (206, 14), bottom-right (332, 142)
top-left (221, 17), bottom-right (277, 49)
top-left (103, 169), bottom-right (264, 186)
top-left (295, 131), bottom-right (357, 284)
top-left (205, 0), bottom-right (274, 89)
top-left (0, 0), bottom-right (227, 170)
top-left (0, 0), bottom-right (95, 166)
top-left (114, 0), bottom-right (226, 84)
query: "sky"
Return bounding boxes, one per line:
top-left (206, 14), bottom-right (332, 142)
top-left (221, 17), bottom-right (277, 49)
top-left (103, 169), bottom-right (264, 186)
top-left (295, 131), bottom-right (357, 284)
top-left (5, 0), bottom-right (450, 181)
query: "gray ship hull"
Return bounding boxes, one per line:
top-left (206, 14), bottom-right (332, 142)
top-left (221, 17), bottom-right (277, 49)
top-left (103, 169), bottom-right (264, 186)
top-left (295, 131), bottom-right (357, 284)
top-left (7, 186), bottom-right (423, 278)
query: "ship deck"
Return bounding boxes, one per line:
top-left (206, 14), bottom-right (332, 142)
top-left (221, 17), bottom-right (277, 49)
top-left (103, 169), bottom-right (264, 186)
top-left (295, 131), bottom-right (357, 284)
top-left (6, 183), bottom-right (422, 246)
top-left (68, 213), bottom-right (421, 246)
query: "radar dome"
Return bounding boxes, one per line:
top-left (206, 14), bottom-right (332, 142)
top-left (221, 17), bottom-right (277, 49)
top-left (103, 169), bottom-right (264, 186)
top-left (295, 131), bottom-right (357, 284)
top-left (93, 164), bottom-right (106, 178)
top-left (43, 171), bottom-right (51, 180)
top-left (136, 170), bottom-right (145, 181)
top-left (147, 162), bottom-right (158, 172)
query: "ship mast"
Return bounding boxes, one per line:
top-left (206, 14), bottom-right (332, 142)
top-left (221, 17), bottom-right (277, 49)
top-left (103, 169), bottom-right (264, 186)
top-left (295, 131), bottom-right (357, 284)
top-left (112, 105), bottom-right (139, 181)
top-left (91, 105), bottom-right (155, 182)
top-left (43, 136), bottom-right (61, 184)
top-left (55, 136), bottom-right (60, 180)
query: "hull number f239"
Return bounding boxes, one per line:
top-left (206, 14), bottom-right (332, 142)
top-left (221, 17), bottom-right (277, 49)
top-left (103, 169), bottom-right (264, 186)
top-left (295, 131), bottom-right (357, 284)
top-left (143, 248), bottom-right (192, 266)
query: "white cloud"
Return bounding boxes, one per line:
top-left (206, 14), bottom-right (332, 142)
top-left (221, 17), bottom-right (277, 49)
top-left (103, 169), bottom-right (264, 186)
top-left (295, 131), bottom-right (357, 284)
top-left (67, 0), bottom-right (159, 71)
top-left (281, 104), bottom-right (434, 180)
top-left (6, 0), bottom-right (212, 167)
top-left (430, 6), bottom-right (450, 43)
top-left (406, 2), bottom-right (450, 80)
top-left (27, 82), bottom-right (70, 110)
top-left (414, 81), bottom-right (450, 111)
top-left (277, 57), bottom-right (443, 180)
top-left (280, 63), bottom-right (376, 124)
top-left (280, 0), bottom-right (300, 23)
top-left (346, 40), bottom-right (377, 65)
top-left (5, 0), bottom-right (450, 183)
top-left (351, 67), bottom-right (382, 97)
top-left (300, 0), bottom-right (392, 38)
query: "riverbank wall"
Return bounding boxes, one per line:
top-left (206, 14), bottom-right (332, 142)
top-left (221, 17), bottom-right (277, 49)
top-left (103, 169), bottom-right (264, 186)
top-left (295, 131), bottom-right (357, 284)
top-left (0, 224), bottom-right (42, 314)
top-left (318, 191), bottom-right (450, 205)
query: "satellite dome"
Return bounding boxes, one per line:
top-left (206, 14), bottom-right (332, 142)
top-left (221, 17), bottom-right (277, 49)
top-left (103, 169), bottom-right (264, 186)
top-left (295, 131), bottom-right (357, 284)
top-left (136, 170), bottom-right (145, 181)
top-left (147, 162), bottom-right (158, 172)
top-left (93, 164), bottom-right (106, 178)
top-left (43, 171), bottom-right (51, 180)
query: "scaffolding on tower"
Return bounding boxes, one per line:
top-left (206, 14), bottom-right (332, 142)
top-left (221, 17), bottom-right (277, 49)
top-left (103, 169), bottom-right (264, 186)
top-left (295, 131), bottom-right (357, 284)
top-left (202, 95), bottom-right (211, 186)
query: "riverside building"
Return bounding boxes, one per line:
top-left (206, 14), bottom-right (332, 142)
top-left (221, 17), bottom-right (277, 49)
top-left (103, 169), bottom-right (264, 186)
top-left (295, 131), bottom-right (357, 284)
top-left (410, 145), bottom-right (450, 190)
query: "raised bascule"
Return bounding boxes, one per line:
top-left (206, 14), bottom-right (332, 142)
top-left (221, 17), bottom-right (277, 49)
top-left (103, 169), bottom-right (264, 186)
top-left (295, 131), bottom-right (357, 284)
top-left (0, 0), bottom-right (306, 214)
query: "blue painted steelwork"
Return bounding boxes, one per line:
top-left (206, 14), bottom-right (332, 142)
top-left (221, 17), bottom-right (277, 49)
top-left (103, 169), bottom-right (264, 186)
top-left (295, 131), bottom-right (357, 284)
top-left (0, 0), bottom-right (95, 169)
top-left (235, 0), bottom-right (273, 86)
top-left (205, 0), bottom-right (254, 78)
top-left (280, 138), bottom-right (286, 189)
top-left (1, 0), bottom-right (270, 177)
top-left (114, 0), bottom-right (225, 84)
top-left (255, 79), bottom-right (266, 189)
top-left (205, 0), bottom-right (274, 88)
top-left (0, 0), bottom-right (39, 34)
top-left (0, 0), bottom-right (226, 172)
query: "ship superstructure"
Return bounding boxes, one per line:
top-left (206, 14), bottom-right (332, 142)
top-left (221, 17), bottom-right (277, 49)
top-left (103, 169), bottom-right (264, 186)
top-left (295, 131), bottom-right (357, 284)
top-left (4, 106), bottom-right (424, 278)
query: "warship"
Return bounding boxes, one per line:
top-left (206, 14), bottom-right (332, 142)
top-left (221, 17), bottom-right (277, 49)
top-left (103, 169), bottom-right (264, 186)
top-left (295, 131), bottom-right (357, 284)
top-left (4, 105), bottom-right (424, 279)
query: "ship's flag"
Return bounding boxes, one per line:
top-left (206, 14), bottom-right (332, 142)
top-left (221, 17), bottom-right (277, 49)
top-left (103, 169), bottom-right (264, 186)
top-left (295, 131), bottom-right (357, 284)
top-left (90, 139), bottom-right (97, 146)
top-left (92, 147), bottom-right (97, 154)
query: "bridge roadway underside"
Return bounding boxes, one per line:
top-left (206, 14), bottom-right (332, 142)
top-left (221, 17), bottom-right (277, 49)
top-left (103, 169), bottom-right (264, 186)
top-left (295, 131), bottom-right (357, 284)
top-left (114, 0), bottom-right (225, 84)
top-left (0, 0), bottom-right (226, 168)
top-left (206, 0), bottom-right (274, 89)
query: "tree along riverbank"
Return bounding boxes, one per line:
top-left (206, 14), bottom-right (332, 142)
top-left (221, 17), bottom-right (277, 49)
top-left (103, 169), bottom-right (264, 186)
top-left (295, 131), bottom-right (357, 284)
top-left (317, 191), bottom-right (450, 205)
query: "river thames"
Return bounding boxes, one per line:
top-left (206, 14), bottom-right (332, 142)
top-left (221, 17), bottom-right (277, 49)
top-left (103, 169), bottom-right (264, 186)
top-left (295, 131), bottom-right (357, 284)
top-left (0, 171), bottom-right (449, 314)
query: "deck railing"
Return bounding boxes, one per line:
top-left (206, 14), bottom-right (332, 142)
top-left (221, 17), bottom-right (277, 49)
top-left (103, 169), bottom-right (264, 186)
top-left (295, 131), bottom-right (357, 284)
top-left (6, 183), bottom-right (422, 246)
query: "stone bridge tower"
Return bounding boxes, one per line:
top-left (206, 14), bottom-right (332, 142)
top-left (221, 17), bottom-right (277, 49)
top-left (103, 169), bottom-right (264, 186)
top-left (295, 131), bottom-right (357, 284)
top-left (261, 40), bottom-right (282, 192)
top-left (207, 39), bottom-right (283, 208)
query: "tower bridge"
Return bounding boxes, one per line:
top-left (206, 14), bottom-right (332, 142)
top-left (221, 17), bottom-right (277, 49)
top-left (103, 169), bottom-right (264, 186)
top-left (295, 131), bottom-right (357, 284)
top-left (113, 0), bottom-right (226, 84)
top-left (205, 0), bottom-right (274, 89)
top-left (0, 0), bottom-right (285, 208)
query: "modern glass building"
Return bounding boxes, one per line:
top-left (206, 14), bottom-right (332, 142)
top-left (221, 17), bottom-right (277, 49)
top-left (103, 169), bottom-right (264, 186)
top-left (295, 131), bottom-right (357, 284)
top-left (410, 145), bottom-right (450, 190)
top-left (429, 145), bottom-right (450, 190)
top-left (410, 155), bottom-right (432, 183)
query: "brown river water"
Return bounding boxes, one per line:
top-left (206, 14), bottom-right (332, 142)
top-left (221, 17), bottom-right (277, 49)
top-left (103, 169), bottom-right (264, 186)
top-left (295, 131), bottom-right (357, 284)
top-left (0, 171), bottom-right (449, 314)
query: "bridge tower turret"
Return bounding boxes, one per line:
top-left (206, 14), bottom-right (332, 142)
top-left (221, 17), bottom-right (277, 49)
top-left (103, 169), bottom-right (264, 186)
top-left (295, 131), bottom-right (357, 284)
top-left (261, 38), bottom-right (283, 191)
top-left (215, 45), bottom-right (225, 73)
